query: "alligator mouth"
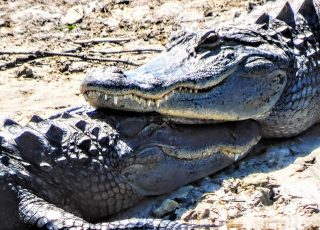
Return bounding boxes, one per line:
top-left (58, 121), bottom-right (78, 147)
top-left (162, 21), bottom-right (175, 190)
top-left (83, 84), bottom-right (217, 109)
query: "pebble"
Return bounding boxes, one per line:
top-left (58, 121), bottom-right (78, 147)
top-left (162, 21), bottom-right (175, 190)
top-left (68, 62), bottom-right (90, 73)
top-left (102, 18), bottom-right (120, 31)
top-left (16, 66), bottom-right (34, 78)
top-left (155, 1), bottom-right (184, 20)
top-left (0, 18), bottom-right (10, 27)
top-left (61, 5), bottom-right (84, 25)
top-left (152, 199), bottom-right (180, 218)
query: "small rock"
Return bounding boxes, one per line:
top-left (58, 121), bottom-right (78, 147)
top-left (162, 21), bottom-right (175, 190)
top-left (243, 175), bottom-right (270, 188)
top-left (61, 5), bottom-right (84, 25)
top-left (234, 11), bottom-right (241, 18)
top-left (199, 208), bottom-right (210, 218)
top-left (152, 199), bottom-right (180, 218)
top-left (68, 61), bottom-right (90, 73)
top-left (178, 9), bottom-right (204, 22)
top-left (252, 187), bottom-right (273, 206)
top-left (0, 18), bottom-right (10, 27)
top-left (155, 1), bottom-right (184, 20)
top-left (117, 5), bottom-right (152, 24)
top-left (180, 209), bottom-right (196, 221)
top-left (13, 26), bottom-right (27, 35)
top-left (168, 185), bottom-right (194, 200)
top-left (228, 207), bottom-right (240, 218)
top-left (292, 163), bottom-right (306, 173)
top-left (102, 18), bottom-right (120, 31)
top-left (16, 66), bottom-right (34, 78)
top-left (204, 9), bottom-right (214, 17)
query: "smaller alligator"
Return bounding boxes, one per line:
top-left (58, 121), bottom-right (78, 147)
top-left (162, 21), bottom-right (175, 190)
top-left (0, 108), bottom-right (259, 229)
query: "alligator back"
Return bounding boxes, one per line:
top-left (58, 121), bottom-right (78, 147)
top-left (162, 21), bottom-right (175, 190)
top-left (251, 0), bottom-right (320, 136)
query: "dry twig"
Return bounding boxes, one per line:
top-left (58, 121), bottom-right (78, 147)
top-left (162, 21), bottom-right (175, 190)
top-left (100, 47), bottom-right (163, 54)
top-left (0, 50), bottom-right (139, 69)
top-left (74, 37), bottom-right (131, 45)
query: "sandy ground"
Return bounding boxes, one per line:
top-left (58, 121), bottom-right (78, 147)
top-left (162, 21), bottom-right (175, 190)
top-left (1, 0), bottom-right (320, 229)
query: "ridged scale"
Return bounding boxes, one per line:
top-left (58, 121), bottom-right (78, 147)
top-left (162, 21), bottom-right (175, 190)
top-left (253, 0), bottom-right (320, 136)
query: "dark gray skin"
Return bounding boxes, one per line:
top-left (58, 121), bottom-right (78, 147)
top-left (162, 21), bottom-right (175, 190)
top-left (82, 0), bottom-right (320, 138)
top-left (0, 108), bottom-right (260, 229)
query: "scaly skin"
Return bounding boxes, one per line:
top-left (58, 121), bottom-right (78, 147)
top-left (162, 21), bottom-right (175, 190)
top-left (0, 107), bottom-right (260, 229)
top-left (82, 0), bottom-right (320, 138)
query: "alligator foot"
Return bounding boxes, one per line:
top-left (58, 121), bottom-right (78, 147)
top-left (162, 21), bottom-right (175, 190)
top-left (18, 188), bottom-right (210, 230)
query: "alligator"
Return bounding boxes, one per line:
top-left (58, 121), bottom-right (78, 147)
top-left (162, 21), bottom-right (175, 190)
top-left (1, 0), bottom-right (320, 229)
top-left (0, 107), bottom-right (259, 229)
top-left (82, 0), bottom-right (320, 138)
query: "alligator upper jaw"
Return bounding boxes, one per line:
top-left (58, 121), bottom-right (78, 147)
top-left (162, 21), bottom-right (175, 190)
top-left (82, 84), bottom-right (216, 111)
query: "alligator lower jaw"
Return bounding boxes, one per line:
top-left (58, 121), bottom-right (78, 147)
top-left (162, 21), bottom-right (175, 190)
top-left (83, 89), bottom-right (237, 122)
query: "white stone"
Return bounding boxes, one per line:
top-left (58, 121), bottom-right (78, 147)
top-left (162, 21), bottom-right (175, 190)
top-left (61, 5), bottom-right (84, 25)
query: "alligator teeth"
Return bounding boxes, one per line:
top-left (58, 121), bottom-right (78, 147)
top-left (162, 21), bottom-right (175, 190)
top-left (104, 94), bottom-right (108, 100)
top-left (84, 93), bottom-right (88, 101)
top-left (195, 89), bottom-right (198, 93)
top-left (234, 153), bottom-right (241, 161)
top-left (147, 100), bottom-right (152, 107)
top-left (114, 96), bottom-right (118, 105)
top-left (156, 100), bottom-right (160, 108)
top-left (164, 95), bottom-right (168, 101)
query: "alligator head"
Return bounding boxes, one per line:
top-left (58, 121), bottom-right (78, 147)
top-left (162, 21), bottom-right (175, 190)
top-left (81, 27), bottom-right (289, 123)
top-left (115, 115), bottom-right (260, 195)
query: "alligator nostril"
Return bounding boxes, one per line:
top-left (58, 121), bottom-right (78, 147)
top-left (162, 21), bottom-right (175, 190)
top-left (0, 155), bottom-right (10, 166)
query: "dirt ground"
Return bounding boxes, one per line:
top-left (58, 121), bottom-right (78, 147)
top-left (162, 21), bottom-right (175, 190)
top-left (1, 0), bottom-right (320, 229)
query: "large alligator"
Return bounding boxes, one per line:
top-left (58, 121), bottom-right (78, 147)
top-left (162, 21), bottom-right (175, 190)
top-left (82, 0), bottom-right (320, 138)
top-left (1, 0), bottom-right (320, 229)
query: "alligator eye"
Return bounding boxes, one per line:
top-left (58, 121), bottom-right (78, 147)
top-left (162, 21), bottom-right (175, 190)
top-left (197, 32), bottom-right (219, 51)
top-left (243, 58), bottom-right (275, 77)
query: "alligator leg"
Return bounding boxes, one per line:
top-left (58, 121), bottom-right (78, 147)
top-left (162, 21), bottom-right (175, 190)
top-left (18, 188), bottom-right (197, 230)
top-left (0, 157), bottom-right (29, 230)
top-left (0, 187), bottom-right (23, 229)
